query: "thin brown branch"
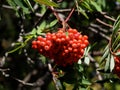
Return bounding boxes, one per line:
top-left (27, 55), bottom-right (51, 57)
top-left (65, 8), bottom-right (75, 23)
top-left (90, 23), bottom-right (110, 33)
top-left (88, 54), bottom-right (103, 80)
top-left (54, 9), bottom-right (72, 12)
top-left (48, 63), bottom-right (60, 90)
top-left (88, 27), bottom-right (110, 40)
top-left (14, 77), bottom-right (35, 86)
top-left (96, 18), bottom-right (113, 28)
top-left (100, 12), bottom-right (116, 22)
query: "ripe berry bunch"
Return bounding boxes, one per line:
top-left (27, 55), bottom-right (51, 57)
top-left (32, 28), bottom-right (89, 66)
top-left (114, 54), bottom-right (120, 77)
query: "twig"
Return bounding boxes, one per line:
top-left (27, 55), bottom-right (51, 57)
top-left (0, 52), bottom-right (8, 67)
top-left (88, 27), bottom-right (110, 40)
top-left (15, 77), bottom-right (35, 86)
top-left (88, 54), bottom-right (103, 80)
top-left (48, 63), bottom-right (60, 90)
top-left (96, 18), bottom-right (113, 28)
top-left (23, 49), bottom-right (34, 64)
top-left (50, 7), bottom-right (65, 23)
top-left (0, 68), bottom-right (10, 77)
top-left (65, 8), bottom-right (75, 23)
top-left (90, 23), bottom-right (110, 33)
top-left (100, 12), bottom-right (116, 22)
top-left (54, 9), bottom-right (72, 12)
top-left (2, 4), bottom-right (42, 18)
top-left (90, 51), bottom-right (103, 56)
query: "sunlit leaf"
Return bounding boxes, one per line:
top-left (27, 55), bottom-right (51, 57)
top-left (105, 54), bottom-right (110, 72)
top-left (84, 56), bottom-right (90, 65)
top-left (78, 59), bottom-right (82, 64)
top-left (30, 28), bottom-right (37, 35)
top-left (49, 19), bottom-right (58, 27)
top-left (82, 79), bottom-right (91, 85)
top-left (37, 21), bottom-right (46, 35)
top-left (35, 0), bottom-right (59, 7)
top-left (110, 55), bottom-right (115, 72)
top-left (100, 48), bottom-right (109, 64)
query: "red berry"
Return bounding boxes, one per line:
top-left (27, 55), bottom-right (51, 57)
top-left (32, 41), bottom-right (37, 45)
top-left (32, 28), bottom-right (89, 67)
top-left (37, 36), bottom-right (43, 41)
top-left (32, 45), bottom-right (37, 49)
top-left (84, 40), bottom-right (89, 46)
top-left (72, 43), bottom-right (77, 48)
top-left (44, 45), bottom-right (50, 51)
top-left (64, 49), bottom-right (69, 53)
top-left (83, 35), bottom-right (88, 40)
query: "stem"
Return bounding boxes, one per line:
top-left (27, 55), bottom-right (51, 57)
top-left (65, 8), bottom-right (75, 23)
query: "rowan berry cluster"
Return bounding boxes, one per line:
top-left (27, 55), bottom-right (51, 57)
top-left (32, 28), bottom-right (89, 66)
top-left (114, 55), bottom-right (120, 77)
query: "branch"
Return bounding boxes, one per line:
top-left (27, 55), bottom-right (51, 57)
top-left (96, 18), bottom-right (113, 28)
top-left (88, 27), bottom-right (110, 40)
top-left (88, 54), bottom-right (103, 80)
top-left (90, 23), bottom-right (110, 33)
top-left (100, 12), bottom-right (115, 22)
top-left (48, 63), bottom-right (60, 90)
top-left (65, 8), bottom-right (75, 23)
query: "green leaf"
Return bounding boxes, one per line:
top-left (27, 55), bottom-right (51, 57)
top-left (78, 64), bottom-right (84, 72)
top-left (90, 0), bottom-right (102, 11)
top-left (39, 55), bottom-right (46, 64)
top-left (84, 56), bottom-right (90, 65)
top-left (6, 0), bottom-right (17, 10)
top-left (81, 1), bottom-right (93, 11)
top-left (56, 79), bottom-right (63, 90)
top-left (14, 0), bottom-right (25, 8)
top-left (49, 19), bottom-right (58, 27)
top-left (110, 55), bottom-right (115, 72)
top-left (46, 19), bottom-right (58, 29)
top-left (117, 0), bottom-right (120, 3)
top-left (37, 21), bottom-right (46, 35)
top-left (24, 0), bottom-right (34, 12)
top-left (35, 0), bottom-right (59, 7)
top-left (31, 28), bottom-right (37, 35)
top-left (112, 15), bottom-right (120, 40)
top-left (14, 0), bottom-right (30, 14)
top-left (84, 46), bottom-right (91, 55)
top-left (112, 34), bottom-right (120, 49)
top-left (82, 79), bottom-right (91, 85)
top-left (100, 47), bottom-right (109, 64)
top-left (78, 7), bottom-right (89, 19)
top-left (114, 43), bottom-right (120, 52)
top-left (97, 0), bottom-right (106, 9)
top-left (105, 53), bottom-right (110, 72)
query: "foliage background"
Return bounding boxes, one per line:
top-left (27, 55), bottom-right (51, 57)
top-left (0, 0), bottom-right (120, 90)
